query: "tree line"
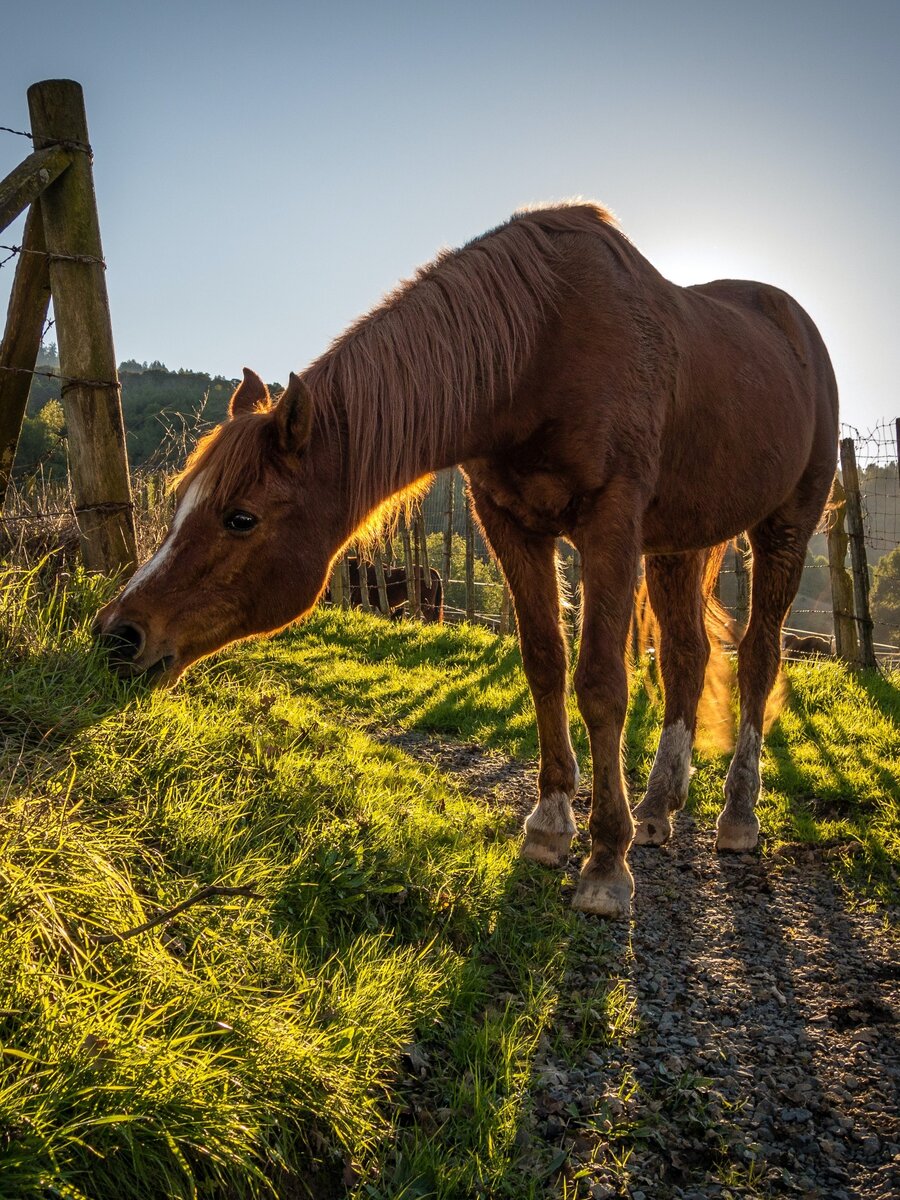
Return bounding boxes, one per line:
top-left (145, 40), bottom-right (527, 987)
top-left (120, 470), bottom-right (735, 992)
top-left (17, 345), bottom-right (281, 475)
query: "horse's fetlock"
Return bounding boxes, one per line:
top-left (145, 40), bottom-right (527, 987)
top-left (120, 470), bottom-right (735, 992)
top-left (522, 791), bottom-right (577, 867)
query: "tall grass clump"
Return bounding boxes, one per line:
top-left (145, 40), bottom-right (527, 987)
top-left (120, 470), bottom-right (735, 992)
top-left (1, 560), bottom-right (589, 1199)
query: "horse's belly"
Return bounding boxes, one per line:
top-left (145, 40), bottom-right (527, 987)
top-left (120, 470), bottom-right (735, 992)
top-left (642, 449), bottom-right (807, 553)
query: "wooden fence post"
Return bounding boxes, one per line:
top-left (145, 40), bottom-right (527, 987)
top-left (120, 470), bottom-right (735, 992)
top-left (0, 204), bottom-right (51, 506)
top-left (416, 511), bottom-right (429, 573)
top-left (569, 545), bottom-right (582, 639)
top-left (442, 469), bottom-right (454, 589)
top-left (734, 534), bottom-right (750, 628)
top-left (373, 551), bottom-right (391, 616)
top-left (499, 582), bottom-right (512, 635)
top-left (826, 476), bottom-right (858, 664)
top-left (339, 554), bottom-right (352, 608)
top-left (839, 438), bottom-right (877, 669)
top-left (400, 519), bottom-right (418, 617)
top-left (412, 514), bottom-right (423, 617)
top-left (464, 498), bottom-right (476, 622)
top-left (329, 559), bottom-right (344, 607)
top-left (0, 143), bottom-right (73, 235)
top-left (356, 553), bottom-right (371, 612)
top-left (27, 79), bottom-right (136, 574)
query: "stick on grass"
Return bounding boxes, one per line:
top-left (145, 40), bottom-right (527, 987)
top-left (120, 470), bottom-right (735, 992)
top-left (91, 883), bottom-right (261, 944)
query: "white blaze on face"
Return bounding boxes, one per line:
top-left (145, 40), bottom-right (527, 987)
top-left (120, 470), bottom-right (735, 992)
top-left (122, 473), bottom-right (208, 597)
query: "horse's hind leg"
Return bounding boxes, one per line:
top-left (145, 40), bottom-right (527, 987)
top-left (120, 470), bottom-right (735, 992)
top-left (632, 551), bottom-right (709, 846)
top-left (717, 515), bottom-right (807, 851)
top-left (469, 484), bottom-right (579, 866)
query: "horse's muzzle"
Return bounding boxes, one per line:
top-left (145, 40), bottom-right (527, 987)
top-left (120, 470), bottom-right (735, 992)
top-left (96, 620), bottom-right (145, 665)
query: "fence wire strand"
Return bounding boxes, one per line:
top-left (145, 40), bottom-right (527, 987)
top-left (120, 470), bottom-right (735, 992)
top-left (0, 243), bottom-right (106, 269)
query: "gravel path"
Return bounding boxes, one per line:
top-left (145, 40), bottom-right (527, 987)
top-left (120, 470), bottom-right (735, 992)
top-left (384, 731), bottom-right (900, 1199)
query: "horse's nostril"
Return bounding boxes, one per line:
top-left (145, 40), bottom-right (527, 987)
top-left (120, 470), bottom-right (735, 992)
top-left (101, 622), bottom-right (146, 662)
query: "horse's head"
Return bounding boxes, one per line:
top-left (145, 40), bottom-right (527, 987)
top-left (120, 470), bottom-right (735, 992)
top-left (94, 369), bottom-right (342, 683)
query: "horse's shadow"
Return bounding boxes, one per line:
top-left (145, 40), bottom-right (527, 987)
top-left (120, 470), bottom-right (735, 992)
top-left (856, 668), bottom-right (900, 726)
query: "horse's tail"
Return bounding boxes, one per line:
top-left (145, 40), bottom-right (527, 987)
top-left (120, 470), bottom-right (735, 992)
top-left (636, 542), bottom-right (740, 752)
top-left (703, 542), bottom-right (789, 736)
top-left (696, 542), bottom-right (741, 752)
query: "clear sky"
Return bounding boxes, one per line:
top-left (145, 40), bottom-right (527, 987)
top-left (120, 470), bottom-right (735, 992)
top-left (1, 0), bottom-right (898, 432)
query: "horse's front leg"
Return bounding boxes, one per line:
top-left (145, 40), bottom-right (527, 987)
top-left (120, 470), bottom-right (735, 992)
top-left (571, 484), bottom-right (643, 919)
top-left (469, 484), bottom-right (579, 866)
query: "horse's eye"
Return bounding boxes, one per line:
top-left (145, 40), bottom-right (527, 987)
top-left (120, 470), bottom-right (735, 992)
top-left (223, 510), bottom-right (258, 533)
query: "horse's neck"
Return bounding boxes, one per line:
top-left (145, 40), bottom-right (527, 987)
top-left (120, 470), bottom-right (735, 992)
top-left (324, 375), bottom-right (493, 530)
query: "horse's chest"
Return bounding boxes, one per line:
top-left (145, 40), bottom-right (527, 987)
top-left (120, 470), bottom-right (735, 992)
top-left (469, 461), bottom-right (577, 537)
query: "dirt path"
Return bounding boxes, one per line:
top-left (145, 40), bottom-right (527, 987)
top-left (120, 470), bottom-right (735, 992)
top-left (385, 731), bottom-right (900, 1199)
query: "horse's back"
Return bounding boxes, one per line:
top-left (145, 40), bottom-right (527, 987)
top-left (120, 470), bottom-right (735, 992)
top-left (689, 277), bottom-right (839, 491)
top-left (687, 278), bottom-right (837, 416)
top-left (637, 278), bottom-right (839, 552)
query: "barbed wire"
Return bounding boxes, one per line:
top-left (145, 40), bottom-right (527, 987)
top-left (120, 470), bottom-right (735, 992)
top-left (0, 363), bottom-right (119, 393)
top-left (840, 419), bottom-right (900, 556)
top-left (0, 242), bottom-right (106, 269)
top-left (0, 123), bottom-right (92, 157)
top-left (0, 500), bottom-right (133, 525)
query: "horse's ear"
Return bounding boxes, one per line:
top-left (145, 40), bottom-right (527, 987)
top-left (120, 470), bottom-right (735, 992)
top-left (229, 367), bottom-right (270, 418)
top-left (275, 372), bottom-right (314, 452)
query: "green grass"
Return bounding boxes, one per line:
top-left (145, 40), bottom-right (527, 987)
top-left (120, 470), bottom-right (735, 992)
top-left (0, 567), bottom-right (600, 1198)
top-left (1, 568), bottom-right (897, 1199)
top-left (249, 607), bottom-right (900, 901)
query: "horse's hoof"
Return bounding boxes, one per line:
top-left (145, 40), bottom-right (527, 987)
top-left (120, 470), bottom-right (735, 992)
top-left (521, 792), bottom-right (576, 868)
top-left (631, 808), bottom-right (672, 846)
top-left (571, 863), bottom-right (633, 919)
top-left (521, 832), bottom-right (571, 867)
top-left (715, 811), bottom-right (760, 852)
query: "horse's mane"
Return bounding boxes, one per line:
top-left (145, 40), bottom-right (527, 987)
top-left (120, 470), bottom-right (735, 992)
top-left (178, 202), bottom-right (617, 516)
top-left (175, 413), bottom-right (284, 507)
top-left (305, 202), bottom-right (617, 515)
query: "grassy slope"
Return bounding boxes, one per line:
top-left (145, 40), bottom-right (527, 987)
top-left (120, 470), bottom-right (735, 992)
top-left (1, 573), bottom-right (897, 1200)
top-left (250, 608), bottom-right (900, 902)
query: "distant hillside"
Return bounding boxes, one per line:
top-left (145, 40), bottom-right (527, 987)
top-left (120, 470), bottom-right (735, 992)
top-left (20, 347), bottom-right (282, 472)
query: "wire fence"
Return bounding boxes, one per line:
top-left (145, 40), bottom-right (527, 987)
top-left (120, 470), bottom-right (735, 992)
top-left (4, 113), bottom-right (898, 660)
top-left (843, 419), bottom-right (900, 555)
top-left (4, 435), bottom-right (899, 663)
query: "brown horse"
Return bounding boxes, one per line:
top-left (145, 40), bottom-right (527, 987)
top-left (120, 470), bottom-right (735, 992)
top-left (95, 203), bottom-right (838, 919)
top-left (327, 557), bottom-right (444, 622)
